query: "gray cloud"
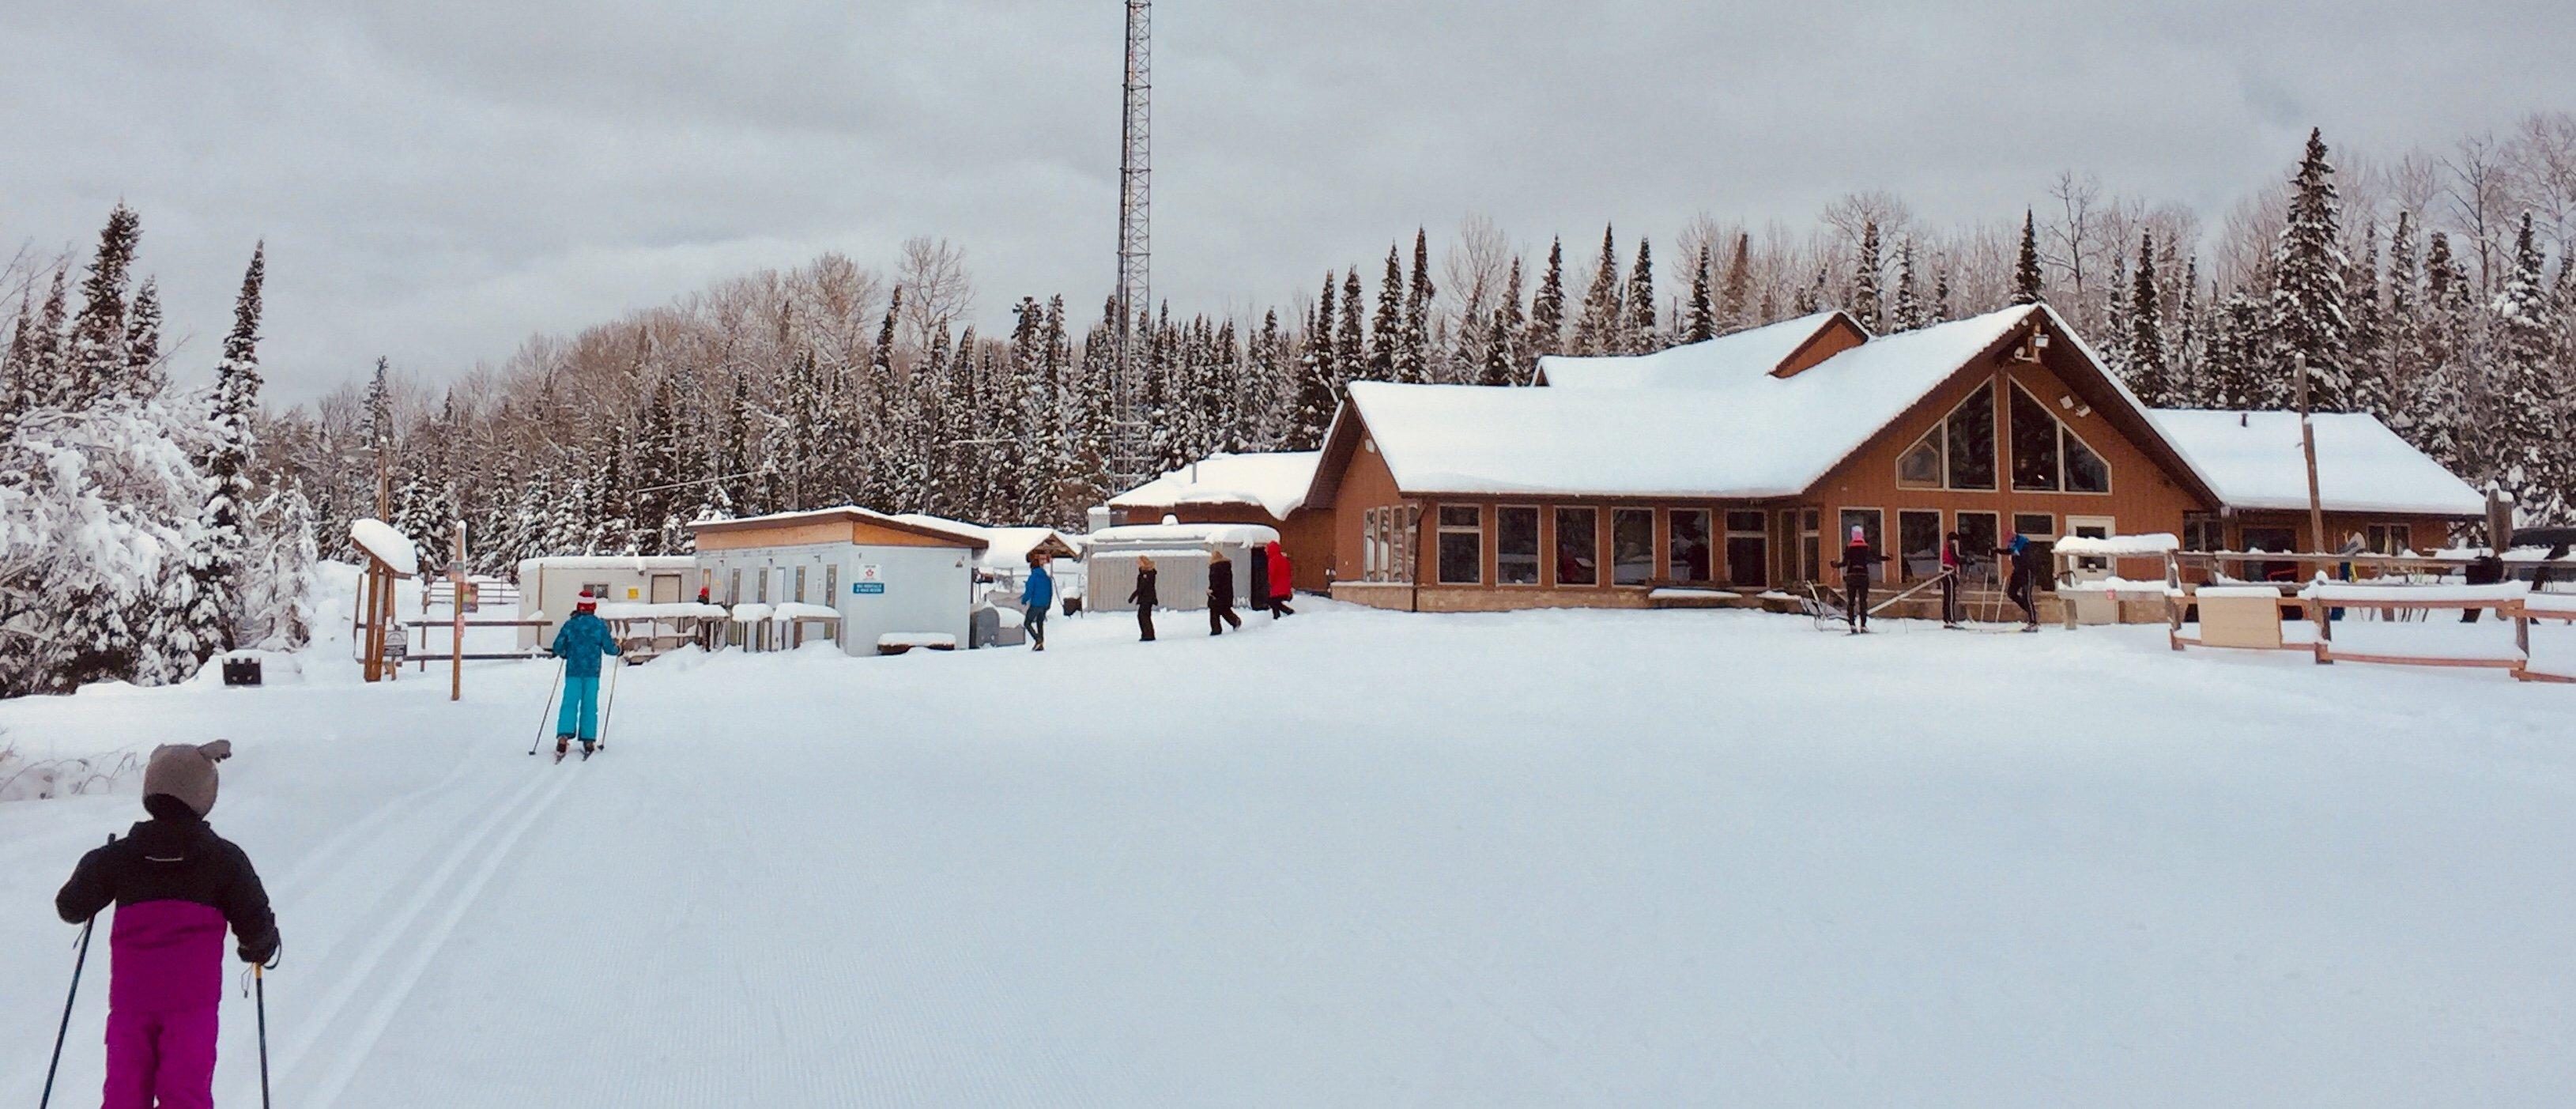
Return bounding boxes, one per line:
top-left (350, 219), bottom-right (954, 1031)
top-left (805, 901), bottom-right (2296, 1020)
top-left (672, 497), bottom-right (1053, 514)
top-left (5, 1), bottom-right (2569, 402)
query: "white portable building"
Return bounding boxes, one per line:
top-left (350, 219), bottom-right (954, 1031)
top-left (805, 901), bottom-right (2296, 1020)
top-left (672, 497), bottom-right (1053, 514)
top-left (1084, 521), bottom-right (1280, 613)
top-left (690, 507), bottom-right (987, 656)
top-left (516, 556), bottom-right (705, 651)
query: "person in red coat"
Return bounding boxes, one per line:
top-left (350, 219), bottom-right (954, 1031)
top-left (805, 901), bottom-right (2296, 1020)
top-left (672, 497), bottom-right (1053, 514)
top-left (1263, 541), bottom-right (1296, 618)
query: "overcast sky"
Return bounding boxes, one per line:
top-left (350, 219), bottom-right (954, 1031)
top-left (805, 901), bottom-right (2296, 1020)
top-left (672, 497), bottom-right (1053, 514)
top-left (6, 1), bottom-right (2570, 403)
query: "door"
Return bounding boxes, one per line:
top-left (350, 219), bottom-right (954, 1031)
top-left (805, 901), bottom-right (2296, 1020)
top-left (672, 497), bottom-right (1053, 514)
top-left (650, 574), bottom-right (682, 604)
top-left (1725, 511), bottom-right (1767, 587)
top-left (2064, 515), bottom-right (2115, 581)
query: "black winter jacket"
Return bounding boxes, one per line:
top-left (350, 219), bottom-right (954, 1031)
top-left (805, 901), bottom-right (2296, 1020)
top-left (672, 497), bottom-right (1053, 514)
top-left (58, 804), bottom-right (281, 965)
top-left (1129, 568), bottom-right (1159, 609)
top-left (1208, 566), bottom-right (1235, 610)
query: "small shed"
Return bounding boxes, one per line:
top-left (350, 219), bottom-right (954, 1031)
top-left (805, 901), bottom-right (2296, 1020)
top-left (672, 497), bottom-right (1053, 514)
top-left (691, 506), bottom-right (986, 656)
top-left (516, 556), bottom-right (706, 652)
top-left (1085, 521), bottom-right (1281, 613)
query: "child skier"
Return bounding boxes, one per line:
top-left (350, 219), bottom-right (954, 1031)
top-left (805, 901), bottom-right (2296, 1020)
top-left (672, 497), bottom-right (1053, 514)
top-left (56, 741), bottom-right (280, 1109)
top-left (1830, 526), bottom-right (1880, 633)
top-left (551, 590), bottom-right (624, 757)
top-left (1021, 552), bottom-right (1054, 651)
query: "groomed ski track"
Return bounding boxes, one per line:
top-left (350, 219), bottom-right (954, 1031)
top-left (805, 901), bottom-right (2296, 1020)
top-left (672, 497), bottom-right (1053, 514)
top-left (5, 603), bottom-right (2574, 1105)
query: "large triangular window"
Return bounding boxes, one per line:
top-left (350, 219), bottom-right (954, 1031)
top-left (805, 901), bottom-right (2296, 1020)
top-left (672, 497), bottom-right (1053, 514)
top-left (1895, 389), bottom-right (1997, 491)
top-left (2010, 382), bottom-right (2110, 493)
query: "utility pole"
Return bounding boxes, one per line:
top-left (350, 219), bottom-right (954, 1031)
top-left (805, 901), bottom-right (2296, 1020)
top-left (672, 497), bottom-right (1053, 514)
top-left (1112, 0), bottom-right (1152, 488)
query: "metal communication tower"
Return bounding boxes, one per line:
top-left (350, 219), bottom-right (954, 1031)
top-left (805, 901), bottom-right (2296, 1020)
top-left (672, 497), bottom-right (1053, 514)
top-left (1111, 0), bottom-right (1152, 485)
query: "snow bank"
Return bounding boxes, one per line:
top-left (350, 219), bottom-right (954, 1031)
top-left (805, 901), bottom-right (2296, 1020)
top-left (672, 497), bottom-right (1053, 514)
top-left (349, 518), bottom-right (419, 576)
top-left (596, 602), bottom-right (730, 621)
top-left (771, 602), bottom-right (842, 622)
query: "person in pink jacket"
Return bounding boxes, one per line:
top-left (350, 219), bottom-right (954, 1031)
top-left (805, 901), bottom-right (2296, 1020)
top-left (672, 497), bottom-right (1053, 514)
top-left (57, 741), bottom-right (279, 1109)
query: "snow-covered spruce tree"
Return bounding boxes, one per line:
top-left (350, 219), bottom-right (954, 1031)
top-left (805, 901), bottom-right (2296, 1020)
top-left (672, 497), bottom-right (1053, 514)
top-left (2012, 210), bottom-right (2046, 306)
top-left (66, 204), bottom-right (141, 407)
top-left (1367, 247), bottom-right (1404, 383)
top-left (2401, 232), bottom-right (2476, 475)
top-left (1336, 268), bottom-right (1366, 390)
top-left (2382, 213), bottom-right (2423, 417)
top-left (2345, 224), bottom-right (2390, 421)
top-left (1525, 238), bottom-right (1566, 362)
top-left (1246, 308), bottom-right (1287, 453)
top-left (123, 277), bottom-right (164, 400)
top-left (1932, 265), bottom-right (1955, 326)
top-left (175, 245), bottom-right (267, 671)
top-left (2491, 214), bottom-right (2563, 520)
top-left (1287, 277), bottom-right (1337, 449)
top-left (20, 269), bottom-right (70, 412)
top-left (1487, 257), bottom-right (1526, 385)
top-left (1891, 237), bottom-right (1925, 332)
top-left (1573, 225), bottom-right (1622, 356)
top-left (1, 292), bottom-right (32, 425)
top-left (1403, 229), bottom-right (1435, 384)
top-left (1848, 221), bottom-right (1884, 334)
top-left (2125, 232), bottom-right (2173, 405)
top-left (1624, 237), bottom-right (1657, 354)
top-left (1719, 232), bottom-right (1752, 334)
top-left (242, 484), bottom-right (318, 650)
top-left (2268, 128), bottom-right (2352, 412)
top-left (2099, 247), bottom-right (2133, 383)
top-left (1794, 264), bottom-right (1826, 315)
top-left (1682, 244), bottom-right (1716, 344)
top-left (2169, 258), bottom-right (2205, 404)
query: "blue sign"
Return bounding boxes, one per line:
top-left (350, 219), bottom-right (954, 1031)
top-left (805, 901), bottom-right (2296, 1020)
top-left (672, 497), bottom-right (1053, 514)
top-left (854, 582), bottom-right (885, 595)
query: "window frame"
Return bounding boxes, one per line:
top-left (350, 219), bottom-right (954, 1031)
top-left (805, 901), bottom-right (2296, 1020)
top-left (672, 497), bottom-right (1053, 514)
top-left (1724, 511), bottom-right (1769, 587)
top-left (1954, 511), bottom-right (2001, 587)
top-left (1610, 507), bottom-right (1656, 587)
top-left (1435, 504), bottom-right (1484, 586)
top-left (1943, 387), bottom-right (1999, 492)
top-left (1555, 506), bottom-right (1600, 587)
top-left (2007, 381), bottom-right (2114, 496)
top-left (1495, 505), bottom-right (1542, 587)
top-left (1897, 508), bottom-right (1943, 583)
top-left (2012, 512), bottom-right (2057, 541)
top-left (1362, 507), bottom-right (1382, 581)
top-left (1666, 508), bottom-right (1714, 585)
top-left (2364, 522), bottom-right (2411, 556)
top-left (2064, 514), bottom-right (2116, 577)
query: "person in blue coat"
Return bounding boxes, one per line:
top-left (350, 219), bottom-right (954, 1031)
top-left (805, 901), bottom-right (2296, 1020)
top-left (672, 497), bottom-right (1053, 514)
top-left (550, 591), bottom-right (624, 757)
top-left (1020, 552), bottom-right (1055, 651)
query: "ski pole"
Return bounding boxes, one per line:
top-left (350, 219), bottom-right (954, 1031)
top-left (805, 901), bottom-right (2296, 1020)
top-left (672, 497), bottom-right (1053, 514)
top-left (598, 655), bottom-right (622, 751)
top-left (528, 657), bottom-right (567, 756)
top-left (255, 962), bottom-right (273, 1109)
top-left (41, 834), bottom-right (111, 1109)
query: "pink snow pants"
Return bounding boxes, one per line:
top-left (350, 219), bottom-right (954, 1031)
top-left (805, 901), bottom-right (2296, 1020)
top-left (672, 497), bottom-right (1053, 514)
top-left (103, 1005), bottom-right (219, 1109)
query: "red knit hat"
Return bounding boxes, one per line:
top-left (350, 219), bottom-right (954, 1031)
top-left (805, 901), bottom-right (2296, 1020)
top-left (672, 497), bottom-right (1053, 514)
top-left (575, 590), bottom-right (599, 611)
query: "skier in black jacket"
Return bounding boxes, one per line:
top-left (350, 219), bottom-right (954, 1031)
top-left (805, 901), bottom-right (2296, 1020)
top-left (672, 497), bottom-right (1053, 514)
top-left (1829, 526), bottom-right (1881, 633)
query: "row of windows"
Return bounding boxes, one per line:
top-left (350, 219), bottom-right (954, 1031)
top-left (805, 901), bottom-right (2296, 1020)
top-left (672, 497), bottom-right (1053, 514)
top-left (1420, 506), bottom-right (1774, 587)
top-left (1897, 381), bottom-right (2110, 495)
top-left (713, 564), bottom-right (840, 605)
top-left (1405, 504), bottom-right (2140, 588)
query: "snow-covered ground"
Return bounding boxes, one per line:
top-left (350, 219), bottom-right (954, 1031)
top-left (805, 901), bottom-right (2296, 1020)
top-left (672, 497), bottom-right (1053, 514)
top-left (3, 578), bottom-right (2571, 1105)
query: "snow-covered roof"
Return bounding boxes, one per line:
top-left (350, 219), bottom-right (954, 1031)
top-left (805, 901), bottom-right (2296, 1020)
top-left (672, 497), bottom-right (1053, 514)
top-left (349, 519), bottom-right (419, 576)
top-left (518, 556), bottom-right (700, 574)
top-left (1537, 311), bottom-right (1851, 389)
top-left (2148, 409), bottom-right (2486, 517)
top-left (891, 514), bottom-right (1083, 565)
top-left (1348, 306), bottom-right (2040, 498)
top-left (1087, 522), bottom-right (1281, 547)
top-left (1107, 451), bottom-right (1322, 519)
top-left (692, 505), bottom-right (987, 549)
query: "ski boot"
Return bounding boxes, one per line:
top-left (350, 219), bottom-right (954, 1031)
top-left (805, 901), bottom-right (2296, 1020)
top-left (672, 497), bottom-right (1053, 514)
top-left (581, 739), bottom-right (597, 760)
top-left (555, 734), bottom-right (573, 762)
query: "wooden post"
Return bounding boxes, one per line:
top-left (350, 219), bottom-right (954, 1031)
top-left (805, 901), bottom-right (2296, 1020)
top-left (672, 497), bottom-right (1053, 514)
top-left (2165, 551), bottom-right (2184, 650)
top-left (2487, 488), bottom-right (2515, 552)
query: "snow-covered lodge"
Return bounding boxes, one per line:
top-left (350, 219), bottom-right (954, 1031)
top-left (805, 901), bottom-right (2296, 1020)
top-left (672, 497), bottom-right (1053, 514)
top-left (1175, 304), bottom-right (2482, 613)
top-left (1104, 451), bottom-right (1329, 590)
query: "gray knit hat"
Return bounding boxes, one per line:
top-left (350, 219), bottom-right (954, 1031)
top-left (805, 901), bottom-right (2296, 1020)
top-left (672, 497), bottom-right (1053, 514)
top-left (142, 740), bottom-right (233, 818)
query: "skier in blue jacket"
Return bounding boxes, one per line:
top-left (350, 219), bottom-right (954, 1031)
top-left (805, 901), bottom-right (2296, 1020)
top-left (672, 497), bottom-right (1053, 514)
top-left (550, 591), bottom-right (624, 757)
top-left (1020, 553), bottom-right (1055, 651)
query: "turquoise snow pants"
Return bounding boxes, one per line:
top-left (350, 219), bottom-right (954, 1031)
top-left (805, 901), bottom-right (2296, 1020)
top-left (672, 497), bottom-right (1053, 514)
top-left (556, 675), bottom-right (601, 740)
